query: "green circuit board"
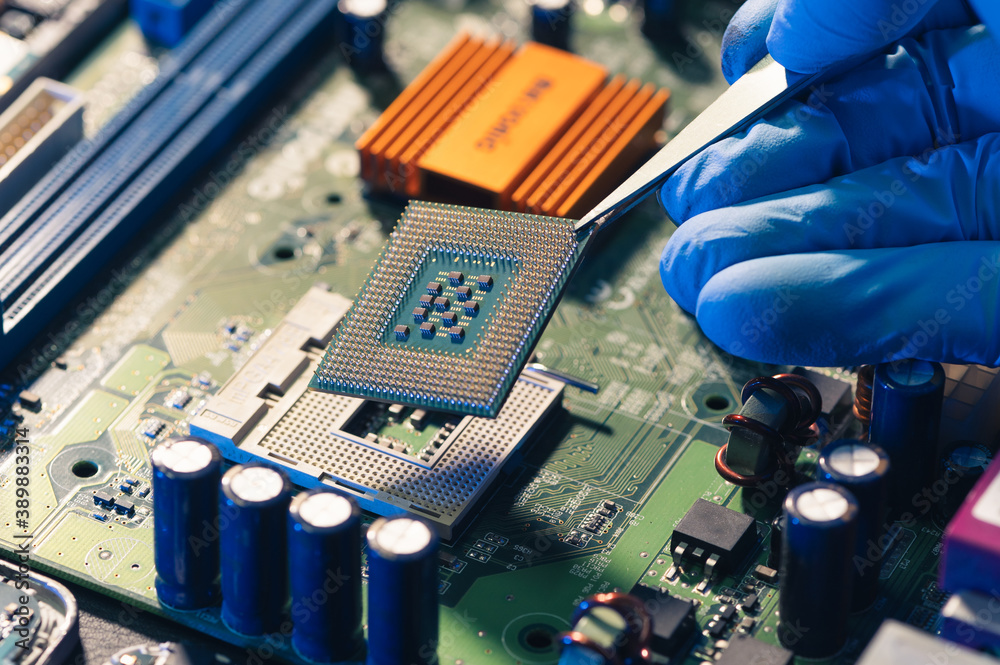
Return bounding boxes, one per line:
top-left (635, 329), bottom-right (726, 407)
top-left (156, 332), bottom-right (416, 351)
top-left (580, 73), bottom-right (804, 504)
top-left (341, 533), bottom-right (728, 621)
top-left (0, 3), bottom-right (974, 664)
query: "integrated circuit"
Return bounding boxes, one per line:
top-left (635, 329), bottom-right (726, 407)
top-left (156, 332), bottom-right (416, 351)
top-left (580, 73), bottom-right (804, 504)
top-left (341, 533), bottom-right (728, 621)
top-left (309, 200), bottom-right (585, 418)
top-left (192, 284), bottom-right (566, 537)
top-left (630, 584), bottom-right (697, 657)
top-left (716, 636), bottom-right (793, 665)
top-left (670, 499), bottom-right (757, 576)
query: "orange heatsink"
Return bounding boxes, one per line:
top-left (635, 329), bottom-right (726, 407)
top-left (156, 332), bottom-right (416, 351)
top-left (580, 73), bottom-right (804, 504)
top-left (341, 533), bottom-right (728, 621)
top-left (356, 33), bottom-right (669, 219)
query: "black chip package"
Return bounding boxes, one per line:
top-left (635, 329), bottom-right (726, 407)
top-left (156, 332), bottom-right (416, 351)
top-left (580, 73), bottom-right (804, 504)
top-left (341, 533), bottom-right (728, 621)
top-left (670, 499), bottom-right (757, 574)
top-left (716, 636), bottom-right (793, 665)
top-left (629, 584), bottom-right (696, 656)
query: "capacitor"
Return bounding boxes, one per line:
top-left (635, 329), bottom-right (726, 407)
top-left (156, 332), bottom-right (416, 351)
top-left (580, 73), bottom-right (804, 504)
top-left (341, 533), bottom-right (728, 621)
top-left (818, 439), bottom-right (890, 611)
top-left (766, 513), bottom-right (783, 569)
top-left (338, 0), bottom-right (388, 72)
top-left (939, 440), bottom-right (994, 517)
top-left (367, 516), bottom-right (440, 665)
top-left (868, 360), bottom-right (944, 514)
top-left (639, 0), bottom-right (677, 41)
top-left (288, 489), bottom-right (364, 662)
top-left (151, 437), bottom-right (222, 610)
top-left (220, 463), bottom-right (292, 635)
top-left (531, 0), bottom-right (574, 51)
top-left (779, 482), bottom-right (858, 658)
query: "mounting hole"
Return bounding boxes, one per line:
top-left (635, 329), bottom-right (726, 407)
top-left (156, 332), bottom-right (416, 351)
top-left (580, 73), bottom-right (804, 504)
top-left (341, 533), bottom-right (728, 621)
top-left (130, 563), bottom-right (140, 570)
top-left (703, 394), bottom-right (730, 411)
top-left (525, 628), bottom-right (553, 650)
top-left (518, 624), bottom-right (558, 653)
top-left (273, 245), bottom-right (296, 260)
top-left (326, 192), bottom-right (342, 204)
top-left (72, 460), bottom-right (99, 478)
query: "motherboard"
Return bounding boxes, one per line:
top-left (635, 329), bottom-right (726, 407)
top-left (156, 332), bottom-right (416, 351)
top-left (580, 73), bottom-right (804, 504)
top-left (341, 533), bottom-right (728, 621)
top-left (0, 2), bottom-right (998, 665)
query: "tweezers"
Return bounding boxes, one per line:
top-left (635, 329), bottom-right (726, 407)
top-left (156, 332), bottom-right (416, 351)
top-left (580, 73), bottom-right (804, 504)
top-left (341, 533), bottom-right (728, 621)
top-left (575, 54), bottom-right (829, 235)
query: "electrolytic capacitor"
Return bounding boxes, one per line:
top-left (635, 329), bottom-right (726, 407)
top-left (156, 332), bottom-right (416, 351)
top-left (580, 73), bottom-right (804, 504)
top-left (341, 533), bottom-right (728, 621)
top-left (868, 360), bottom-right (944, 514)
top-left (531, 0), bottom-right (574, 51)
top-left (639, 0), bottom-right (677, 41)
top-left (779, 482), bottom-right (859, 658)
top-left (818, 439), bottom-right (890, 611)
top-left (220, 463), bottom-right (292, 635)
top-left (338, 0), bottom-right (388, 72)
top-left (288, 489), bottom-right (364, 662)
top-left (939, 440), bottom-right (994, 517)
top-left (367, 516), bottom-right (440, 665)
top-left (151, 438), bottom-right (222, 610)
top-left (766, 513), bottom-right (783, 570)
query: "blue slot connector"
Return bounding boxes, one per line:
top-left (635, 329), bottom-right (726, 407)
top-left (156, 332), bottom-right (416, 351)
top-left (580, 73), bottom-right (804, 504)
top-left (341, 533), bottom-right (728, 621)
top-left (0, 0), bottom-right (340, 371)
top-left (131, 0), bottom-right (217, 47)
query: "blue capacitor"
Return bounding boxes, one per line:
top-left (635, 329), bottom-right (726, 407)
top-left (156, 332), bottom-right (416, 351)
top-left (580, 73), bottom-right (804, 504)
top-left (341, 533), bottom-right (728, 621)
top-left (288, 489), bottom-right (364, 662)
top-left (767, 513), bottom-right (783, 569)
top-left (779, 482), bottom-right (858, 658)
top-left (868, 360), bottom-right (944, 514)
top-left (338, 0), bottom-right (388, 72)
top-left (640, 0), bottom-right (677, 41)
top-left (939, 440), bottom-right (994, 517)
top-left (818, 439), bottom-right (890, 611)
top-left (220, 463), bottom-right (292, 635)
top-left (367, 516), bottom-right (440, 665)
top-left (531, 0), bottom-right (574, 51)
top-left (151, 437), bottom-right (222, 610)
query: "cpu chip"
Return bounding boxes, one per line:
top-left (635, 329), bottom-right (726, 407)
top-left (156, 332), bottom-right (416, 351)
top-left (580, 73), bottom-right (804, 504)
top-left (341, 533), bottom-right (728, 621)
top-left (310, 200), bottom-right (585, 417)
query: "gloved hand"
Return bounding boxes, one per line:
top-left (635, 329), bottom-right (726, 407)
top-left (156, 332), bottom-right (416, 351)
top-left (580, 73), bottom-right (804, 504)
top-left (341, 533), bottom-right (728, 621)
top-left (659, 0), bottom-right (1000, 367)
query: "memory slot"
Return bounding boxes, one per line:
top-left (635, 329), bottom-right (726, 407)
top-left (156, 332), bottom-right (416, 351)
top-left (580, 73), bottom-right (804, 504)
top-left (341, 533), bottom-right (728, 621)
top-left (0, 0), bottom-right (340, 368)
top-left (0, 0), bottom-right (310, 302)
top-left (0, 0), bottom-right (254, 257)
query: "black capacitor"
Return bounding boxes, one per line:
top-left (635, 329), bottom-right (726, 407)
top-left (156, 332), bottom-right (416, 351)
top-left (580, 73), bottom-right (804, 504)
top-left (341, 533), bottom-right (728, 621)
top-left (639, 0), bottom-right (677, 41)
top-left (779, 482), bottom-right (859, 658)
top-left (939, 440), bottom-right (994, 517)
top-left (766, 513), bottom-right (783, 569)
top-left (818, 439), bottom-right (891, 611)
top-left (338, 0), bottom-right (388, 72)
top-left (367, 516), bottom-right (440, 665)
top-left (531, 0), bottom-right (574, 51)
top-left (288, 489), bottom-right (364, 662)
top-left (220, 463), bottom-right (292, 635)
top-left (868, 360), bottom-right (944, 514)
top-left (151, 438), bottom-right (222, 610)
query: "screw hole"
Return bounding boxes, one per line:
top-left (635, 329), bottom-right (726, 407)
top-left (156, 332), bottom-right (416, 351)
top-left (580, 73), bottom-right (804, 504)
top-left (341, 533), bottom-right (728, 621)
top-left (525, 628), bottom-right (553, 650)
top-left (704, 394), bottom-right (730, 411)
top-left (72, 460), bottom-right (99, 478)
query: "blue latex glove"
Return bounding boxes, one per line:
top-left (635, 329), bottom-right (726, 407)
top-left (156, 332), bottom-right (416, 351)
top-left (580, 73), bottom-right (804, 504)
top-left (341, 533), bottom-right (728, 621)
top-left (659, 0), bottom-right (1000, 366)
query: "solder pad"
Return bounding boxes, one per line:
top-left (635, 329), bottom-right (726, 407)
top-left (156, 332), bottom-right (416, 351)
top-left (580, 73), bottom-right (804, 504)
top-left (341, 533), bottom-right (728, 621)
top-left (310, 200), bottom-right (585, 417)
